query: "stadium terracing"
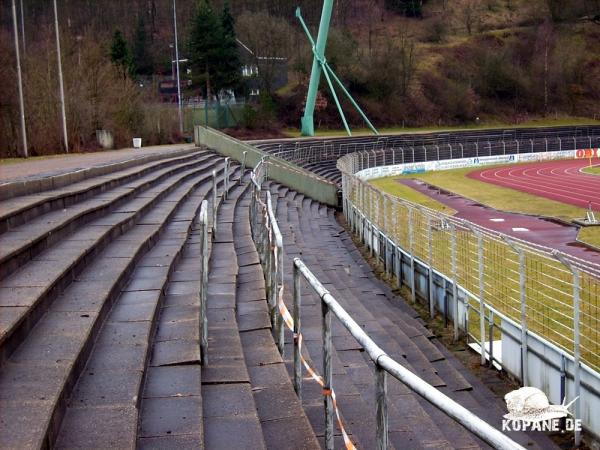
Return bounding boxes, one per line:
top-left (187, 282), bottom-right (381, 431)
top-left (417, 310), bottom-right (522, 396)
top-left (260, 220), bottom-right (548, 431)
top-left (1, 125), bottom-right (599, 449)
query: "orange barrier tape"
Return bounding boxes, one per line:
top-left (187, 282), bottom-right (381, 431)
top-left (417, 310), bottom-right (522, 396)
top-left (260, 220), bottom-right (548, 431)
top-left (278, 293), bottom-right (356, 450)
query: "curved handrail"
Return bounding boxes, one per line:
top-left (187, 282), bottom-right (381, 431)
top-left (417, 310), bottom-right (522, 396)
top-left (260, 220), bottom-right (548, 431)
top-left (294, 257), bottom-right (524, 450)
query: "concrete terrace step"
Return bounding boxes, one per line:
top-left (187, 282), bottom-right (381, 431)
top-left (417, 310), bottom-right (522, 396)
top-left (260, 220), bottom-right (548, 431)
top-left (0, 151), bottom-right (213, 279)
top-left (200, 180), bottom-right (268, 450)
top-left (134, 166), bottom-right (241, 450)
top-left (0, 146), bottom-right (200, 200)
top-left (233, 186), bottom-right (319, 450)
top-left (0, 158), bottom-right (231, 449)
top-left (53, 167), bottom-right (237, 450)
top-left (272, 184), bottom-right (448, 449)
top-left (0, 156), bottom-right (224, 364)
top-left (267, 182), bottom-right (557, 449)
top-left (0, 150), bottom-right (203, 232)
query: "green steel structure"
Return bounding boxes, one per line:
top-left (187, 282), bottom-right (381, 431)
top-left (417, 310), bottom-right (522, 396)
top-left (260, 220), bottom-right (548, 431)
top-left (297, 2), bottom-right (378, 137)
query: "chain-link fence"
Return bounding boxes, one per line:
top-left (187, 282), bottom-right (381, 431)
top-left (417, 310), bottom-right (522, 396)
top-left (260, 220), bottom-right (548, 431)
top-left (338, 150), bottom-right (600, 372)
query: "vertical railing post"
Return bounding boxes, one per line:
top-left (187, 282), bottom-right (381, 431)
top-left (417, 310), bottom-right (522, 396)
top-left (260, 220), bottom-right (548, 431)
top-left (477, 231), bottom-right (486, 366)
top-left (293, 261), bottom-right (302, 399)
top-left (266, 232), bottom-right (274, 325)
top-left (369, 190), bottom-right (374, 258)
top-left (223, 157), bottom-right (230, 199)
top-left (560, 354), bottom-right (566, 405)
top-left (212, 170), bottom-right (218, 234)
top-left (408, 207), bottom-right (415, 303)
top-left (376, 365), bottom-right (388, 450)
top-left (488, 310), bottom-right (495, 368)
top-left (384, 196), bottom-right (391, 277)
top-left (518, 248), bottom-right (527, 384)
top-left (199, 200), bottom-right (209, 365)
top-left (240, 150), bottom-right (247, 181)
top-left (427, 215), bottom-right (434, 318)
top-left (504, 237), bottom-right (527, 386)
top-left (450, 223), bottom-right (459, 341)
top-left (552, 251), bottom-right (581, 447)
top-left (573, 268), bottom-right (581, 447)
top-left (322, 299), bottom-right (334, 450)
top-left (276, 241), bottom-right (284, 355)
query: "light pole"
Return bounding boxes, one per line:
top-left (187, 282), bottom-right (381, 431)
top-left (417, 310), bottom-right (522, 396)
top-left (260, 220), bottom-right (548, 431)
top-left (172, 0), bottom-right (183, 135)
top-left (11, 0), bottom-right (27, 158)
top-left (19, 0), bottom-right (25, 54)
top-left (53, 0), bottom-right (69, 153)
top-left (169, 44), bottom-right (175, 80)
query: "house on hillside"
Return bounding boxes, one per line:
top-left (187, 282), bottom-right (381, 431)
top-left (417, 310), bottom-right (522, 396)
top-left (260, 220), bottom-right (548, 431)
top-left (237, 39), bottom-right (288, 98)
top-left (158, 79), bottom-right (178, 103)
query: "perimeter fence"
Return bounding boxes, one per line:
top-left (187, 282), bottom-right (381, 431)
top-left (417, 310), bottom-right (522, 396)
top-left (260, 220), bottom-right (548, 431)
top-left (336, 148), bottom-right (600, 443)
top-left (258, 128), bottom-right (600, 184)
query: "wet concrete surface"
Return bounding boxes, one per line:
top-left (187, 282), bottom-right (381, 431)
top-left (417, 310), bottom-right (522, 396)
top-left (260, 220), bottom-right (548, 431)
top-left (400, 178), bottom-right (600, 265)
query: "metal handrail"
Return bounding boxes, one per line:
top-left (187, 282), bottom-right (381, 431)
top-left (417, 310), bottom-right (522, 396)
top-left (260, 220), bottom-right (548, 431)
top-left (250, 156), bottom-right (285, 354)
top-left (198, 200), bottom-right (209, 365)
top-left (293, 257), bottom-right (524, 450)
top-left (247, 155), bottom-right (523, 450)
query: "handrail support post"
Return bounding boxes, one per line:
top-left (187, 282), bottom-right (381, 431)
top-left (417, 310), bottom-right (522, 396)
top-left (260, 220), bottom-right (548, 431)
top-left (322, 299), bottom-right (334, 450)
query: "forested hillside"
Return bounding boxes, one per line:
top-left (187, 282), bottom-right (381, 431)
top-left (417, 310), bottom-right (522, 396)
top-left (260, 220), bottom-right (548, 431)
top-left (1, 0), bottom-right (599, 156)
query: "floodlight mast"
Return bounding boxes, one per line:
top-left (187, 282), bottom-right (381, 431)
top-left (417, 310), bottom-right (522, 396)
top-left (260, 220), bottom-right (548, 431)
top-left (299, 0), bottom-right (333, 137)
top-left (297, 2), bottom-right (378, 137)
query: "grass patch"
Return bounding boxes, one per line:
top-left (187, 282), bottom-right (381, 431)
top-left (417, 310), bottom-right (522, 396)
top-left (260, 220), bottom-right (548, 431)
top-left (384, 165), bottom-right (600, 248)
top-left (582, 165), bottom-right (600, 176)
top-left (369, 177), bottom-right (455, 215)
top-left (374, 166), bottom-right (600, 250)
top-left (395, 166), bottom-right (589, 222)
top-left (578, 227), bottom-right (600, 249)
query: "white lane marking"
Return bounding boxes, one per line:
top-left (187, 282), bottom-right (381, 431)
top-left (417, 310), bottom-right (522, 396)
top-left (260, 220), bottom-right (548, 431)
top-left (490, 218), bottom-right (505, 222)
top-left (512, 227), bottom-right (529, 232)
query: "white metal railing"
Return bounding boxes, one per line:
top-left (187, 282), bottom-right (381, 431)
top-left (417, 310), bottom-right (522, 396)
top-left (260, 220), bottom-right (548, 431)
top-left (199, 154), bottom-right (243, 364)
top-left (198, 200), bottom-right (209, 365)
top-left (293, 258), bottom-right (524, 450)
top-left (248, 156), bottom-right (524, 450)
top-left (250, 156), bottom-right (285, 353)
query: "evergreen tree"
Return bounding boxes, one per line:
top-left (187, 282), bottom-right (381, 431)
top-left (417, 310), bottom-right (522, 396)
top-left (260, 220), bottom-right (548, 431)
top-left (189, 0), bottom-right (222, 99)
top-left (216, 2), bottom-right (242, 93)
top-left (132, 15), bottom-right (154, 76)
top-left (384, 0), bottom-right (426, 17)
top-left (110, 29), bottom-right (133, 77)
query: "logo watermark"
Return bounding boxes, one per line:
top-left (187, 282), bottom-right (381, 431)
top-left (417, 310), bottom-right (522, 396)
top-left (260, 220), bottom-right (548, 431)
top-left (502, 418), bottom-right (582, 433)
top-left (502, 386), bottom-right (580, 433)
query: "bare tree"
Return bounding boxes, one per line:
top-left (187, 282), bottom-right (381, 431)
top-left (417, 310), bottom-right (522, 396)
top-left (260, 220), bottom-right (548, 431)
top-left (461, 0), bottom-right (481, 35)
top-left (398, 32), bottom-right (416, 97)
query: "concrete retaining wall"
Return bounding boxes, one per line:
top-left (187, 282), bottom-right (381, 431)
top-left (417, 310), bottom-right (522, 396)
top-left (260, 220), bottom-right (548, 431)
top-left (195, 126), bottom-right (339, 207)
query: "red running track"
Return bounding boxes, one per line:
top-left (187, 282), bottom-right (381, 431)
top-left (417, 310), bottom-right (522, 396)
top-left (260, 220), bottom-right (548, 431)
top-left (468, 158), bottom-right (600, 211)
